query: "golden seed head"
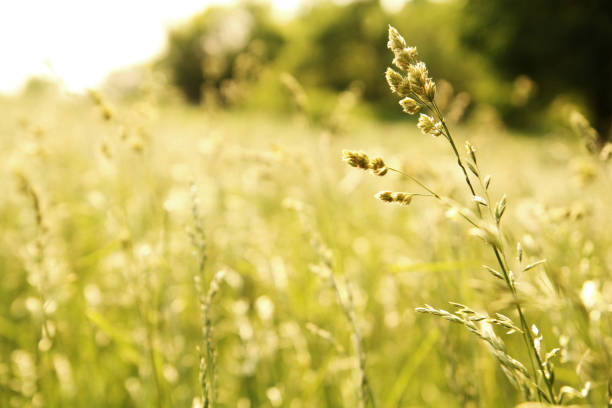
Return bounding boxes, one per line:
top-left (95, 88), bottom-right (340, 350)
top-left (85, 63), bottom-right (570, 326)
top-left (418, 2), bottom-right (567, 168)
top-left (387, 25), bottom-right (406, 53)
top-left (392, 47), bottom-right (418, 71)
top-left (407, 62), bottom-right (430, 91)
top-left (343, 150), bottom-right (388, 176)
top-left (424, 79), bottom-right (436, 100)
top-left (376, 191), bottom-right (394, 202)
top-left (370, 157), bottom-right (388, 176)
top-left (374, 167), bottom-right (388, 176)
top-left (375, 191), bottom-right (413, 205)
top-left (399, 97), bottom-right (420, 115)
top-left (385, 68), bottom-right (410, 97)
top-left (417, 114), bottom-right (443, 137)
top-left (343, 150), bottom-right (370, 170)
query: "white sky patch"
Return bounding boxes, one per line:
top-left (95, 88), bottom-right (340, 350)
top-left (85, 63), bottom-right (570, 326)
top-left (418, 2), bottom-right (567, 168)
top-left (0, 0), bottom-right (301, 93)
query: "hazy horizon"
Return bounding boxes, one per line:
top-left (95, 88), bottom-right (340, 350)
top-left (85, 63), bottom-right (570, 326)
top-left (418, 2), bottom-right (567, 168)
top-left (0, 0), bottom-right (308, 94)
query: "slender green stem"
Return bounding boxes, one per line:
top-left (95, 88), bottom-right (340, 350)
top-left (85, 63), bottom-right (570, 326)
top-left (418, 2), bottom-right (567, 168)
top-left (474, 165), bottom-right (497, 222)
top-left (388, 167), bottom-right (439, 198)
top-left (388, 167), bottom-right (484, 231)
top-left (329, 270), bottom-right (376, 408)
top-left (492, 248), bottom-right (540, 389)
top-left (432, 104), bottom-right (557, 403)
top-left (431, 102), bottom-right (478, 198)
top-left (496, 245), bottom-right (556, 403)
top-left (473, 162), bottom-right (546, 402)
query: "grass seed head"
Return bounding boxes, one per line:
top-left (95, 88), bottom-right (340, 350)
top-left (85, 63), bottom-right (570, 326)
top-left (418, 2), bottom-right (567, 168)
top-left (343, 150), bottom-right (370, 170)
top-left (424, 79), bottom-right (436, 100)
top-left (385, 68), bottom-right (410, 97)
top-left (386, 27), bottom-right (436, 103)
top-left (387, 25), bottom-right (406, 53)
top-left (343, 150), bottom-right (388, 176)
top-left (417, 114), bottom-right (443, 137)
top-left (375, 191), bottom-right (413, 205)
top-left (392, 47), bottom-right (418, 71)
top-left (399, 97), bottom-right (420, 115)
top-left (407, 62), bottom-right (430, 94)
top-left (370, 157), bottom-right (388, 176)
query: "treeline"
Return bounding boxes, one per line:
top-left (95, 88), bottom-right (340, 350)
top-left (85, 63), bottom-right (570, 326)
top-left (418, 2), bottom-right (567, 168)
top-left (157, 0), bottom-right (611, 138)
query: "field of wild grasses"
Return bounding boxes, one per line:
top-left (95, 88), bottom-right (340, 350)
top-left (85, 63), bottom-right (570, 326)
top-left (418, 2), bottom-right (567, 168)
top-left (1, 72), bottom-right (611, 406)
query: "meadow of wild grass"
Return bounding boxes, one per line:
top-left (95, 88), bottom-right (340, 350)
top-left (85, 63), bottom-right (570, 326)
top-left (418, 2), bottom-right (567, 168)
top-left (1, 30), bottom-right (612, 407)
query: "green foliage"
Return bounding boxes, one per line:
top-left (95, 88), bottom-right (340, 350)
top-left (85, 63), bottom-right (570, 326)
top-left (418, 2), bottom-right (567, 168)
top-left (160, 0), bottom-right (612, 134)
top-left (461, 0), bottom-right (612, 138)
top-left (163, 4), bottom-right (285, 104)
top-left (291, 1), bottom-right (388, 103)
top-left (283, 0), bottom-right (487, 119)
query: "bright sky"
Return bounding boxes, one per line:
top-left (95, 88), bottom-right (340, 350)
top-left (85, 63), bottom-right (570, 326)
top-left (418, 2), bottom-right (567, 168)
top-left (0, 0), bottom-right (303, 93)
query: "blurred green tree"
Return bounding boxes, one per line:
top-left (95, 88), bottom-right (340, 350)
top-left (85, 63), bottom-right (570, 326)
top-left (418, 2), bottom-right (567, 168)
top-left (288, 0), bottom-right (484, 119)
top-left (162, 3), bottom-right (285, 104)
top-left (462, 0), bottom-right (612, 140)
top-left (292, 1), bottom-right (389, 104)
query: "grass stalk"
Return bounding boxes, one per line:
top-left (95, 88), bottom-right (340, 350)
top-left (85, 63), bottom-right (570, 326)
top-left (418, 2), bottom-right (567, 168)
top-left (433, 106), bottom-right (557, 404)
top-left (359, 25), bottom-right (567, 404)
top-left (287, 201), bottom-right (376, 408)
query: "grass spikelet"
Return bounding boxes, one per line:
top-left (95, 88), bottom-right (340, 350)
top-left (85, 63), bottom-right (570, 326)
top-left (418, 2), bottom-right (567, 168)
top-left (392, 46), bottom-right (418, 72)
top-left (343, 150), bottom-right (388, 176)
top-left (385, 68), bottom-right (410, 97)
top-left (387, 25), bottom-right (406, 52)
top-left (416, 305), bottom-right (531, 388)
top-left (188, 182), bottom-right (207, 276)
top-left (407, 62), bottom-right (431, 96)
top-left (195, 269), bottom-right (225, 408)
top-left (375, 191), bottom-right (413, 205)
top-left (343, 150), bottom-right (370, 170)
top-left (399, 97), bottom-right (420, 114)
top-left (189, 182), bottom-right (224, 408)
top-left (417, 114), bottom-right (443, 137)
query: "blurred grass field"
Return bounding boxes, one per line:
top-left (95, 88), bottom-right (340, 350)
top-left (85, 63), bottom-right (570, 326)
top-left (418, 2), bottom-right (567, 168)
top-left (1, 90), bottom-right (611, 407)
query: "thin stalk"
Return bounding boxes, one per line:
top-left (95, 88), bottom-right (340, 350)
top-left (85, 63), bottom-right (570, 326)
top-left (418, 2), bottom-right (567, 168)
top-left (146, 323), bottom-right (163, 408)
top-left (327, 269), bottom-right (376, 408)
top-left (474, 165), bottom-right (496, 222)
top-left (388, 167), bottom-right (485, 231)
top-left (472, 161), bottom-right (541, 395)
top-left (435, 111), bottom-right (557, 403)
top-left (431, 102), bottom-right (478, 198)
top-left (388, 167), bottom-right (439, 198)
top-left (473, 163), bottom-right (548, 402)
top-left (492, 247), bottom-right (541, 395)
